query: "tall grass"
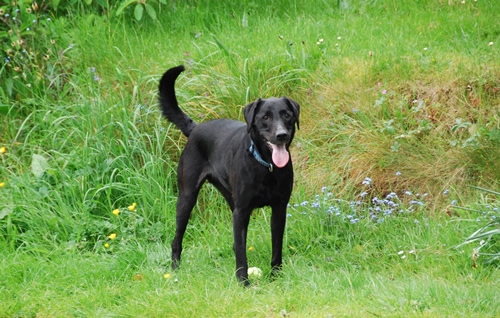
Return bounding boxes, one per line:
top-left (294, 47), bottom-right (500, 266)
top-left (0, 0), bottom-right (499, 316)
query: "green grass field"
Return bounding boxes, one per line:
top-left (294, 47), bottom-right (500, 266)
top-left (0, 0), bottom-right (499, 316)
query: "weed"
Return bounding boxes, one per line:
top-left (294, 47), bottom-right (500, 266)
top-left (454, 186), bottom-right (500, 266)
top-left (0, 1), bottom-right (72, 102)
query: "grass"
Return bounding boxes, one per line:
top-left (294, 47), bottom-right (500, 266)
top-left (0, 0), bottom-right (499, 316)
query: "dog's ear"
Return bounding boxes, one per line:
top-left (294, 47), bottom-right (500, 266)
top-left (243, 98), bottom-right (262, 132)
top-left (283, 97), bottom-right (300, 130)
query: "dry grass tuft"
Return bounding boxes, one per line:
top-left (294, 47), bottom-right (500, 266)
top-left (294, 57), bottom-right (499, 209)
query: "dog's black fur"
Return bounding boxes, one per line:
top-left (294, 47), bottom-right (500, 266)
top-left (158, 65), bottom-right (300, 285)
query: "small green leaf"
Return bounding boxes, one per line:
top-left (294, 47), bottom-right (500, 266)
top-left (52, 0), bottom-right (61, 10)
top-left (134, 3), bottom-right (144, 21)
top-left (212, 34), bottom-right (231, 57)
top-left (116, 0), bottom-right (136, 16)
top-left (242, 11), bottom-right (248, 27)
top-left (5, 78), bottom-right (13, 97)
top-left (467, 185), bottom-right (500, 196)
top-left (145, 3), bottom-right (157, 20)
top-left (0, 208), bottom-right (13, 220)
top-left (466, 229), bottom-right (500, 242)
top-left (32, 154), bottom-right (50, 178)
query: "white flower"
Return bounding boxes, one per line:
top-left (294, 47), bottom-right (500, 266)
top-left (248, 267), bottom-right (262, 279)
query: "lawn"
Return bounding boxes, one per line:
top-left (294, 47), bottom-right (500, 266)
top-left (0, 0), bottom-right (499, 317)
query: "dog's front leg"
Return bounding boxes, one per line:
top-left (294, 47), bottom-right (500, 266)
top-left (232, 208), bottom-right (252, 286)
top-left (271, 204), bottom-right (287, 276)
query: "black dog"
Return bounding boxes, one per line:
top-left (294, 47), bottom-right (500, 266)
top-left (158, 65), bottom-right (299, 285)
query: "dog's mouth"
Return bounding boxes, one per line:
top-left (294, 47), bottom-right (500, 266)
top-left (266, 142), bottom-right (289, 168)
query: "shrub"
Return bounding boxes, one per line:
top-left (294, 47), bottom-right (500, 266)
top-left (0, 1), bottom-right (70, 102)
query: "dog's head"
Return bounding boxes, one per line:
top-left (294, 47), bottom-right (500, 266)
top-left (244, 97), bottom-right (300, 168)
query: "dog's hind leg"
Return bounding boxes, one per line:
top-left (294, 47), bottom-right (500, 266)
top-left (171, 190), bottom-right (199, 269)
top-left (171, 159), bottom-right (206, 270)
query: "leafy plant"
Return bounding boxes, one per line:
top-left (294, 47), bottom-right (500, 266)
top-left (454, 186), bottom-right (499, 265)
top-left (115, 0), bottom-right (167, 21)
top-left (0, 0), bottom-right (70, 101)
top-left (48, 0), bottom-right (110, 13)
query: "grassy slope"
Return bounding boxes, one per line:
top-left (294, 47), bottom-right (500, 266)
top-left (0, 0), bottom-right (499, 316)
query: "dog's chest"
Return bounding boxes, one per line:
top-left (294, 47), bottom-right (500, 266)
top-left (244, 172), bottom-right (293, 208)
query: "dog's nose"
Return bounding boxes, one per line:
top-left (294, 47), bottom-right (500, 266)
top-left (276, 128), bottom-right (289, 142)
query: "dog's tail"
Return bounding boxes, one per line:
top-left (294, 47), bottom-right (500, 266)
top-left (158, 65), bottom-right (197, 137)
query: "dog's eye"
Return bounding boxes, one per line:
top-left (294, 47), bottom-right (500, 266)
top-left (263, 115), bottom-right (270, 120)
top-left (283, 113), bottom-right (291, 119)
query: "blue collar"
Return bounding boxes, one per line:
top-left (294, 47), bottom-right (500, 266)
top-left (249, 139), bottom-right (273, 172)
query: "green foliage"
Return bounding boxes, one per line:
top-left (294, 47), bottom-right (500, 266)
top-left (0, 1), bottom-right (71, 102)
top-left (116, 0), bottom-right (167, 21)
top-left (454, 186), bottom-right (499, 265)
top-left (48, 0), bottom-right (110, 14)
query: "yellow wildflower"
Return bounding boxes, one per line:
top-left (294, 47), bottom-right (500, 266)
top-left (128, 202), bottom-right (137, 211)
top-left (112, 209), bottom-right (120, 216)
top-left (108, 233), bottom-right (117, 240)
top-left (164, 273), bottom-right (171, 279)
top-left (104, 243), bottom-right (110, 248)
top-left (0, 147), bottom-right (6, 154)
top-left (0, 182), bottom-right (5, 187)
top-left (248, 246), bottom-right (254, 251)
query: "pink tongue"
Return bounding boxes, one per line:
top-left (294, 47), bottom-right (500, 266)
top-left (269, 143), bottom-right (290, 168)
